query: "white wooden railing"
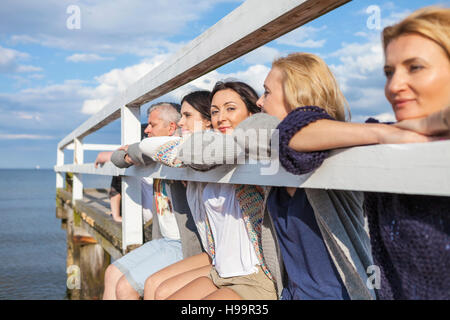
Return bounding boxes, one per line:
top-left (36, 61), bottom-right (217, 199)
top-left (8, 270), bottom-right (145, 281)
top-left (54, 0), bottom-right (450, 253)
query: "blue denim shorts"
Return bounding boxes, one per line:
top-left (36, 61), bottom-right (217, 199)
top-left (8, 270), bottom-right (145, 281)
top-left (113, 238), bottom-right (183, 296)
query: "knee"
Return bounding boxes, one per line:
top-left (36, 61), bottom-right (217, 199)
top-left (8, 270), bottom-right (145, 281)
top-left (154, 280), bottom-right (171, 300)
top-left (104, 264), bottom-right (120, 284)
top-left (115, 275), bottom-right (137, 299)
top-left (143, 275), bottom-right (158, 300)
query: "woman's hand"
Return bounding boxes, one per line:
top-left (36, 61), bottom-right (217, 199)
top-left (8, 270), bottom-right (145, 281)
top-left (375, 123), bottom-right (439, 144)
top-left (394, 106), bottom-right (450, 136)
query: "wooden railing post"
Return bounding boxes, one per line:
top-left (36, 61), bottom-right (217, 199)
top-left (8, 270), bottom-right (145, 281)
top-left (56, 148), bottom-right (64, 189)
top-left (121, 105), bottom-right (143, 253)
top-left (72, 138), bottom-right (84, 202)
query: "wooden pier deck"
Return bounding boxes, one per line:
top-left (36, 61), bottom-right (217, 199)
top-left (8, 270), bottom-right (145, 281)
top-left (56, 186), bottom-right (152, 299)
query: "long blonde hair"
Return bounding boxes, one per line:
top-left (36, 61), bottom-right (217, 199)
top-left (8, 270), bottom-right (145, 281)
top-left (382, 6), bottom-right (450, 59)
top-left (272, 52), bottom-right (349, 121)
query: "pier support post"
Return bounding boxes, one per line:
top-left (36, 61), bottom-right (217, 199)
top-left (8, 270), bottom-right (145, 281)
top-left (65, 201), bottom-right (111, 299)
top-left (72, 138), bottom-right (84, 202)
top-left (56, 148), bottom-right (64, 189)
top-left (121, 105), bottom-right (143, 252)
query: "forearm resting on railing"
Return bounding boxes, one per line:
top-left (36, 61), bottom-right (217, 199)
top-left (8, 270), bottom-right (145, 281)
top-left (287, 120), bottom-right (381, 152)
top-left (110, 142), bottom-right (154, 168)
top-left (287, 119), bottom-right (433, 152)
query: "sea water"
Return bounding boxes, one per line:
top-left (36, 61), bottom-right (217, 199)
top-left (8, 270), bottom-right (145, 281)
top-left (0, 169), bottom-right (110, 300)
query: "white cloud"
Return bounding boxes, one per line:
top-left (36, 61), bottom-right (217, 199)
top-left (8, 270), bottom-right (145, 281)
top-left (276, 26), bottom-right (327, 48)
top-left (240, 46), bottom-right (282, 65)
top-left (16, 65), bottom-right (43, 73)
top-left (327, 33), bottom-right (391, 118)
top-left (14, 111), bottom-right (42, 121)
top-left (81, 55), bottom-right (168, 114)
top-left (0, 45), bottom-right (41, 74)
top-left (66, 53), bottom-right (114, 63)
top-left (3, 0), bottom-right (245, 57)
top-left (0, 134), bottom-right (53, 140)
top-left (78, 55), bottom-right (270, 116)
top-left (165, 64), bottom-right (270, 104)
top-left (381, 9), bottom-right (411, 28)
top-left (326, 7), bottom-right (418, 119)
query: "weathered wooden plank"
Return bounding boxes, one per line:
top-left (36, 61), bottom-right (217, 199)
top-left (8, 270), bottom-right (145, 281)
top-left (73, 235), bottom-right (98, 245)
top-left (57, 188), bottom-right (152, 258)
top-left (57, 0), bottom-right (350, 149)
top-left (79, 243), bottom-right (110, 300)
top-left (74, 198), bottom-right (123, 252)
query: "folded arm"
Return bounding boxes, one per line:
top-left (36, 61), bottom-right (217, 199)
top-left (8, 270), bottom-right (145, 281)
top-left (177, 113), bottom-right (281, 171)
top-left (110, 142), bottom-right (154, 168)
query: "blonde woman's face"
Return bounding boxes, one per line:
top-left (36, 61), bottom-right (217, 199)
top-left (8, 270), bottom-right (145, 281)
top-left (257, 67), bottom-right (289, 120)
top-left (384, 34), bottom-right (450, 121)
top-left (177, 101), bottom-right (211, 135)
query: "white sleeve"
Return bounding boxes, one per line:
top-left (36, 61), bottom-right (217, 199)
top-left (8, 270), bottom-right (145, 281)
top-left (139, 136), bottom-right (181, 158)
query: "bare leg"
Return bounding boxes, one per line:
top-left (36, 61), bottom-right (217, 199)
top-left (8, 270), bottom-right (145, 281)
top-left (110, 193), bottom-right (122, 222)
top-left (203, 288), bottom-right (242, 300)
top-left (167, 276), bottom-right (218, 300)
top-left (143, 252), bottom-right (211, 300)
top-left (154, 265), bottom-right (212, 300)
top-left (102, 264), bottom-right (123, 300)
top-left (115, 274), bottom-right (140, 300)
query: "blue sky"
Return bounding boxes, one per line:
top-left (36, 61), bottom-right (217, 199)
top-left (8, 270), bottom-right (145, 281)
top-left (0, 0), bottom-right (448, 168)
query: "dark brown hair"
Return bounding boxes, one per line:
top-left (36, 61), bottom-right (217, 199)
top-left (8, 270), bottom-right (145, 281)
top-left (210, 81), bottom-right (261, 114)
top-left (181, 90), bottom-right (211, 121)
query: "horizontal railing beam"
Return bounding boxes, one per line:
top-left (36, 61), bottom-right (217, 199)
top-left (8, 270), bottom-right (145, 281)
top-left (57, 0), bottom-right (350, 149)
top-left (54, 140), bottom-right (450, 196)
top-left (66, 143), bottom-right (122, 151)
top-left (55, 162), bottom-right (125, 176)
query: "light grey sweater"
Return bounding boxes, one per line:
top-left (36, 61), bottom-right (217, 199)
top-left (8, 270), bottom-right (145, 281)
top-left (176, 113), bottom-right (376, 300)
top-left (110, 144), bottom-right (204, 259)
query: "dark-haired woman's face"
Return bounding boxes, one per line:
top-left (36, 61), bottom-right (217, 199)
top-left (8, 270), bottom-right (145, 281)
top-left (211, 89), bottom-right (252, 134)
top-left (178, 101), bottom-right (211, 135)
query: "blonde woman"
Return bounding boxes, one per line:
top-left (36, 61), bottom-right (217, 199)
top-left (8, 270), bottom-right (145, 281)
top-left (256, 52), bottom-right (374, 300)
top-left (272, 7), bottom-right (450, 299)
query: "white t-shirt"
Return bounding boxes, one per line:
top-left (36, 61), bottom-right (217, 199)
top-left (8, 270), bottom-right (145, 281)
top-left (202, 183), bottom-right (259, 277)
top-left (141, 178), bottom-right (154, 224)
top-left (154, 179), bottom-right (180, 240)
top-left (139, 135), bottom-right (181, 240)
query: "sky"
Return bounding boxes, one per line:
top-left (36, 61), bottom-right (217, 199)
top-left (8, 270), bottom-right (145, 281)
top-left (0, 0), bottom-right (448, 169)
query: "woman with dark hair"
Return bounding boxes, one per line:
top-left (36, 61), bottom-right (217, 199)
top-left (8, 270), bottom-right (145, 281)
top-left (211, 81), bottom-right (262, 115)
top-left (102, 92), bottom-right (208, 300)
top-left (140, 81), bottom-right (278, 300)
top-left (179, 90), bottom-right (212, 131)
